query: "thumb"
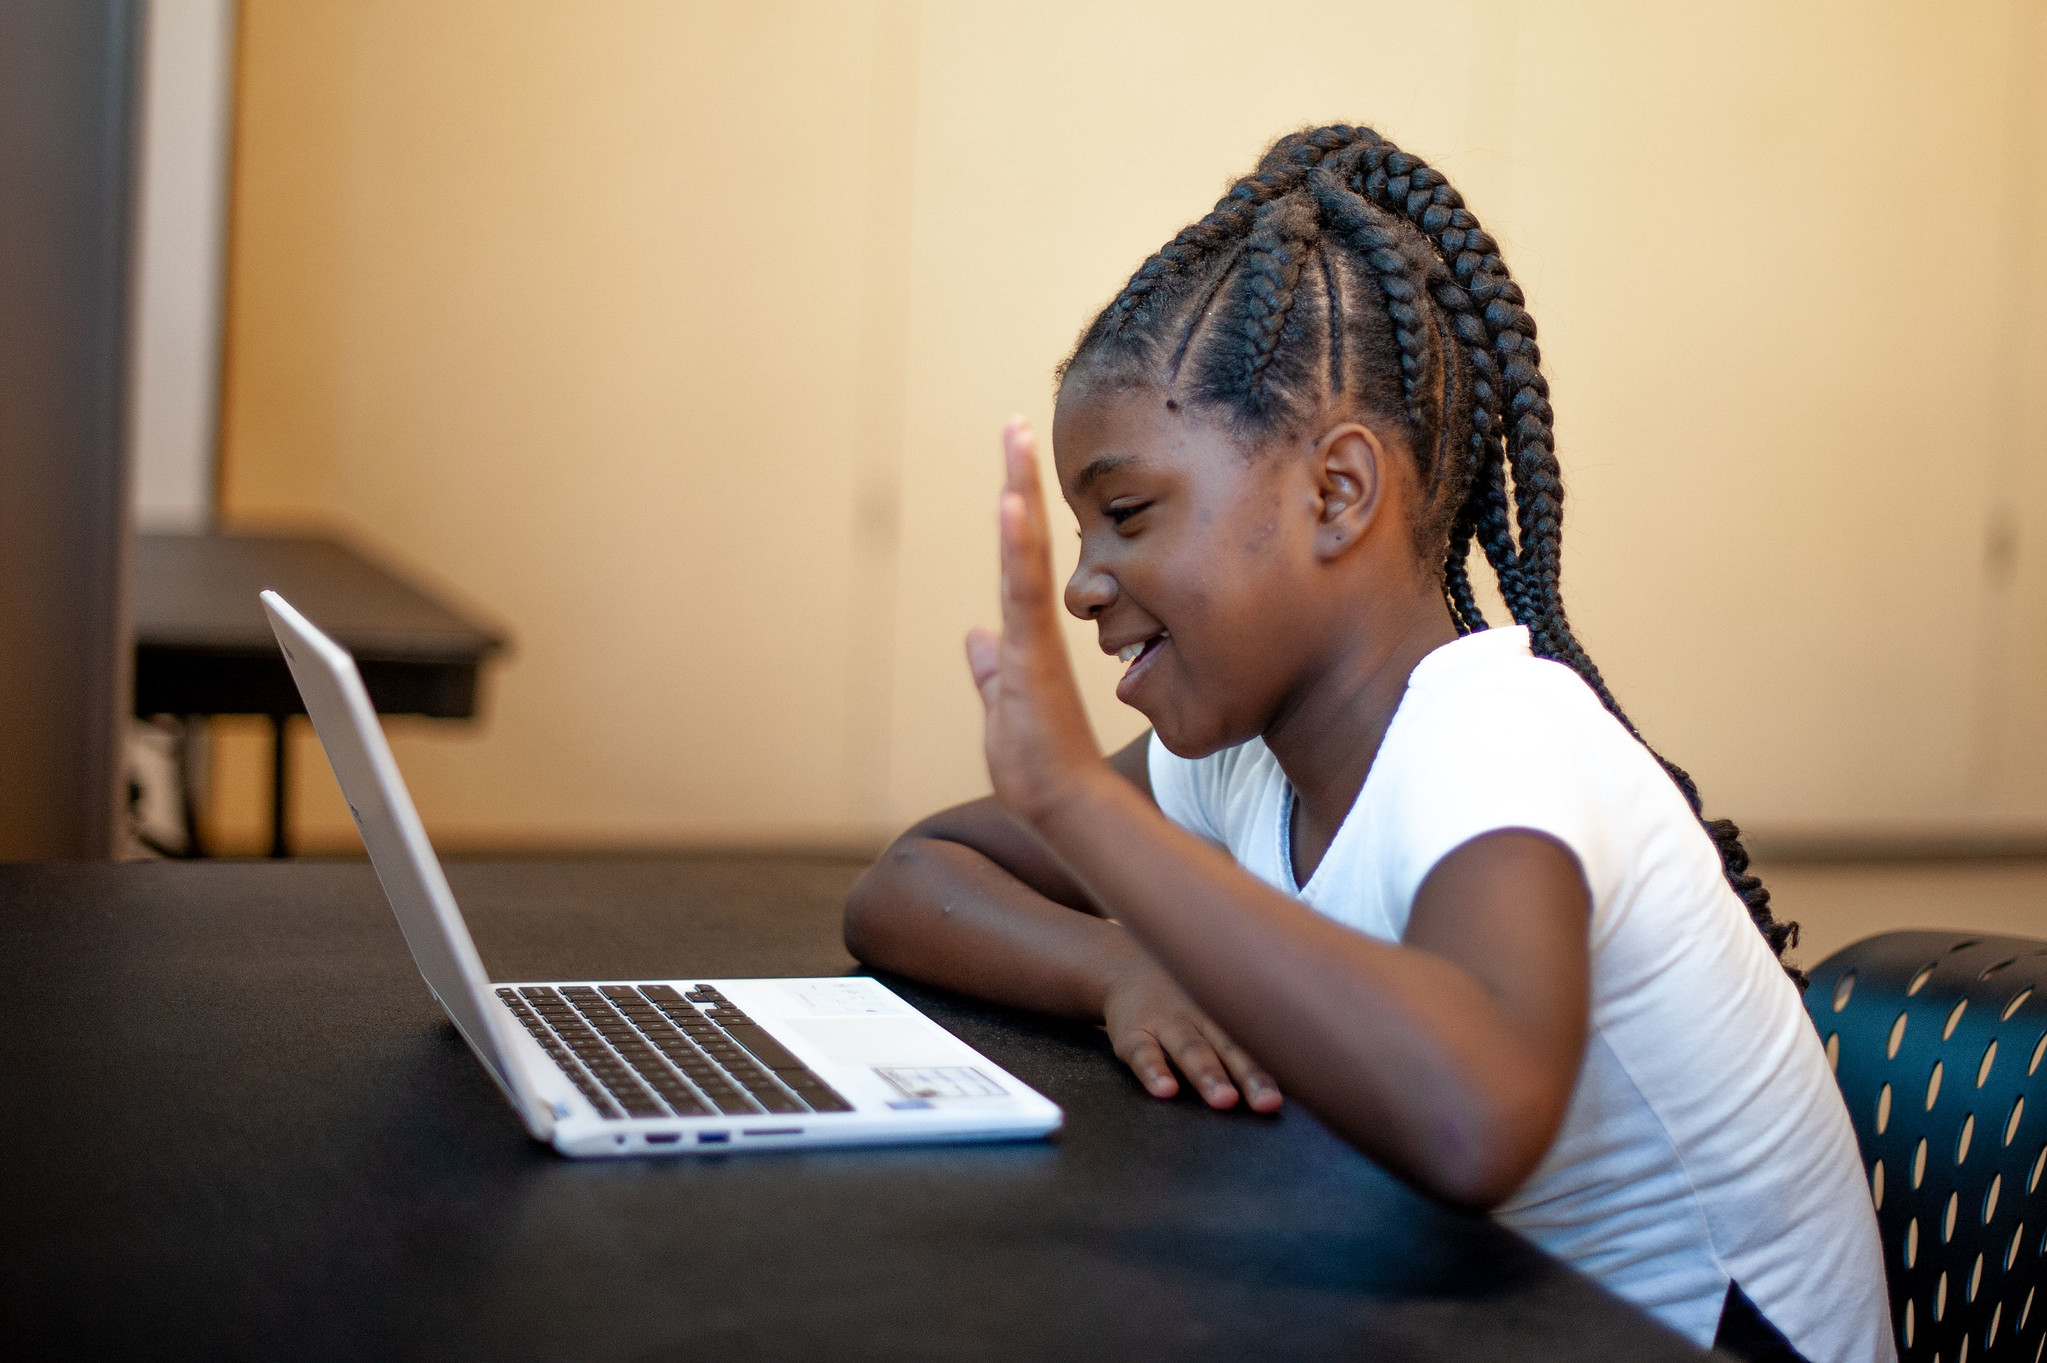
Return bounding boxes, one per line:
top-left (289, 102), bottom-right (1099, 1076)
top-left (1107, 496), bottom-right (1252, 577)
top-left (964, 626), bottom-right (1002, 711)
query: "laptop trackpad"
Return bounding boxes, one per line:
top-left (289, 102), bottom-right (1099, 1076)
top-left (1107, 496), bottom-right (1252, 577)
top-left (784, 1016), bottom-right (959, 1065)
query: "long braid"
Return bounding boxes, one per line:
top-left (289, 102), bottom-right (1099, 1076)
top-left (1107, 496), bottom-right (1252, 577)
top-left (1345, 138), bottom-right (1802, 982)
top-left (1063, 125), bottom-right (1801, 983)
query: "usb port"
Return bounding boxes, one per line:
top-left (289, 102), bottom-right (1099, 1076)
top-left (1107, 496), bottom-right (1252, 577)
top-left (644, 1133), bottom-right (681, 1145)
top-left (696, 1131), bottom-right (730, 1144)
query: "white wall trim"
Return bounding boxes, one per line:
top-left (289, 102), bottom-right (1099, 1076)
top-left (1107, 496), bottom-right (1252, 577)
top-left (127, 0), bottom-right (236, 533)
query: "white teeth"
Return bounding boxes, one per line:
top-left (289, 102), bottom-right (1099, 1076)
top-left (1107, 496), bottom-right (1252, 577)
top-left (1117, 632), bottom-right (1167, 665)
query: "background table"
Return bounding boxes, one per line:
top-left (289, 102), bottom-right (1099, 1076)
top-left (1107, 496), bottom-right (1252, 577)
top-left (0, 858), bottom-right (1711, 1361)
top-left (131, 532), bottom-right (506, 857)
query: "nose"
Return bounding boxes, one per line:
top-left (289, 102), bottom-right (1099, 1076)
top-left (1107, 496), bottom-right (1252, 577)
top-left (1064, 553), bottom-right (1117, 621)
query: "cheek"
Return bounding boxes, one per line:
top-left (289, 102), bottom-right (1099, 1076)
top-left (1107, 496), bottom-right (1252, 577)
top-left (1149, 531), bottom-right (1292, 660)
top-left (1139, 599), bottom-right (1298, 756)
top-left (1126, 491), bottom-right (1314, 740)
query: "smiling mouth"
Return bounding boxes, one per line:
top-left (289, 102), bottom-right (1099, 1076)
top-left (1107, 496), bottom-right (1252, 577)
top-left (1117, 630), bottom-right (1168, 666)
top-left (1114, 630), bottom-right (1170, 701)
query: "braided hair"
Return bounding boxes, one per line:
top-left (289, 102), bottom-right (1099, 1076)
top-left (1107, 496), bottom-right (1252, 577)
top-left (1061, 125), bottom-right (1802, 985)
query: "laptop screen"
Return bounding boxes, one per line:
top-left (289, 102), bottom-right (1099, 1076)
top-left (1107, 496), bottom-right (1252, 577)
top-left (260, 590), bottom-right (547, 1133)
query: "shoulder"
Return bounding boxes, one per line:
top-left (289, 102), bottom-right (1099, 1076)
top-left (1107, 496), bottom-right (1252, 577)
top-left (1362, 628), bottom-right (1699, 912)
top-left (1387, 628), bottom-right (1645, 787)
top-left (1405, 627), bottom-right (1617, 730)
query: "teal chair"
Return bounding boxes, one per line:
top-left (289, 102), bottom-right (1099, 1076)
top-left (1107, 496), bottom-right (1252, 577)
top-left (1806, 932), bottom-right (2047, 1362)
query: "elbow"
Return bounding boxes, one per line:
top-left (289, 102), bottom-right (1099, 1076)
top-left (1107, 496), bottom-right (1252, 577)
top-left (1427, 1147), bottom-right (1538, 1214)
top-left (1410, 1083), bottom-right (1560, 1213)
top-left (842, 862), bottom-right (886, 964)
top-left (842, 837), bottom-right (922, 965)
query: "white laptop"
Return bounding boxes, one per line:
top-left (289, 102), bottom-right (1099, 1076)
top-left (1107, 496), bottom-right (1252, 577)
top-left (261, 589), bottom-right (1063, 1158)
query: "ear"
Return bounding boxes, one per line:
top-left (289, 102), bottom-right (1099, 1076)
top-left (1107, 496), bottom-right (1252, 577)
top-left (1310, 422), bottom-right (1387, 562)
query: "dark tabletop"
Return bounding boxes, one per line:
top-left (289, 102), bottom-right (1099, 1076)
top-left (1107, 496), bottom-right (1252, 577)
top-left (130, 533), bottom-right (505, 719)
top-left (132, 533), bottom-right (503, 661)
top-left (0, 859), bottom-right (1709, 1362)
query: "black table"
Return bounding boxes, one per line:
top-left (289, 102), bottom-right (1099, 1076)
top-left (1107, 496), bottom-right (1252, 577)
top-left (0, 858), bottom-right (1710, 1361)
top-left (131, 532), bottom-right (506, 857)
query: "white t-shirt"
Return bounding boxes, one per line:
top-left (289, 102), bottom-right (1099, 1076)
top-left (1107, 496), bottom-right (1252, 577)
top-left (1148, 625), bottom-right (1894, 1363)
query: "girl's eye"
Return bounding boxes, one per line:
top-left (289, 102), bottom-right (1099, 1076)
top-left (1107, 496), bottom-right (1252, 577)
top-left (1106, 501), bottom-right (1150, 529)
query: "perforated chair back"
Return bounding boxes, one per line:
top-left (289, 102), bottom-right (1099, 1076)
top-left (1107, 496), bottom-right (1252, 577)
top-left (1806, 931), bottom-right (2047, 1362)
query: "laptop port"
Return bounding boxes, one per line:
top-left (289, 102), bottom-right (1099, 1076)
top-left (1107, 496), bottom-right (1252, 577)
top-left (644, 1133), bottom-right (681, 1145)
top-left (742, 1128), bottom-right (802, 1137)
top-left (696, 1131), bottom-right (730, 1144)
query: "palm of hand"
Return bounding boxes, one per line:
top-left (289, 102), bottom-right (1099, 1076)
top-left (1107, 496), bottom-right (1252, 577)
top-left (966, 418), bottom-right (1107, 827)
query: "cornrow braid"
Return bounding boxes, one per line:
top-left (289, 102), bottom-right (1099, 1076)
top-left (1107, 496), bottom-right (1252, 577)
top-left (1061, 124), bottom-right (1802, 985)
top-left (1090, 163), bottom-right (1316, 349)
top-left (1315, 245), bottom-right (1344, 397)
top-left (1199, 197), bottom-right (1317, 421)
top-left (1307, 167), bottom-right (1457, 514)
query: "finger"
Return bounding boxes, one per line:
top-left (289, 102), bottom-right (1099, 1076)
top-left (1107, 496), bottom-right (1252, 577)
top-left (996, 422), bottom-right (1061, 637)
top-left (1114, 1031), bottom-right (1180, 1100)
top-left (1156, 1021), bottom-right (1242, 1110)
top-left (964, 626), bottom-right (1001, 710)
top-left (1002, 416), bottom-right (1051, 539)
top-left (1203, 1028), bottom-right (1284, 1114)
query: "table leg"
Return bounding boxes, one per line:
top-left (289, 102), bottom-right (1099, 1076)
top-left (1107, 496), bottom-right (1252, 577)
top-left (269, 715), bottom-right (290, 859)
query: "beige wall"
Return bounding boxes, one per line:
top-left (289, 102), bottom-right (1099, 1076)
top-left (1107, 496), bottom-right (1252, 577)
top-left (215, 0), bottom-right (2047, 855)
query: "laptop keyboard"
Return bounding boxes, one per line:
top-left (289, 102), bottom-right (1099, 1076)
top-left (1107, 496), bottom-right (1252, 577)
top-left (496, 983), bottom-right (853, 1122)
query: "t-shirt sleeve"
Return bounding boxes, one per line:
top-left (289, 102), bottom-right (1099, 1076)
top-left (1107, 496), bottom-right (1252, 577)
top-left (1375, 684), bottom-right (1623, 920)
top-left (1147, 730), bottom-right (1229, 847)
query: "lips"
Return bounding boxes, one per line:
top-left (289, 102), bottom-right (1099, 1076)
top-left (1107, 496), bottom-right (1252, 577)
top-left (1113, 630), bottom-right (1169, 704)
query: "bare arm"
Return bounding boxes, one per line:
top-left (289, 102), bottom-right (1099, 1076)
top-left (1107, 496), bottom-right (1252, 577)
top-left (843, 736), bottom-right (1153, 1019)
top-left (1037, 783), bottom-right (1588, 1206)
top-left (845, 736), bottom-right (1281, 1111)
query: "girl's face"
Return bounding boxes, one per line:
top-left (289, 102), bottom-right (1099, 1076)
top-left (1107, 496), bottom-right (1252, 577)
top-left (1051, 387), bottom-right (1346, 758)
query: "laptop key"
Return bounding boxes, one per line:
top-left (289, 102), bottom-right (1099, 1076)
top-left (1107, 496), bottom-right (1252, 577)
top-left (782, 1074), bottom-right (854, 1113)
top-left (646, 1078), bottom-right (711, 1116)
top-left (747, 1085), bottom-right (807, 1115)
top-left (715, 1021), bottom-right (803, 1072)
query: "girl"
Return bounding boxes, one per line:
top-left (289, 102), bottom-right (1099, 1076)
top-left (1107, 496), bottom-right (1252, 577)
top-left (844, 126), bottom-right (1891, 1363)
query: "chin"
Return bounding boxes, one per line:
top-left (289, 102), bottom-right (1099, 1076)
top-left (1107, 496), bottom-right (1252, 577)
top-left (1144, 705), bottom-right (1252, 762)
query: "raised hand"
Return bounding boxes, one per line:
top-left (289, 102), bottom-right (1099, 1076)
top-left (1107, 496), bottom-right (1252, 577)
top-left (966, 417), bottom-right (1107, 827)
top-left (960, 425), bottom-right (1280, 1114)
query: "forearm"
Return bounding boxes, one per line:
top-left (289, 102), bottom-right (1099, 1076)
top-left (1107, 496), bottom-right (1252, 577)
top-left (1035, 769), bottom-right (1563, 1206)
top-left (844, 832), bottom-right (1147, 1022)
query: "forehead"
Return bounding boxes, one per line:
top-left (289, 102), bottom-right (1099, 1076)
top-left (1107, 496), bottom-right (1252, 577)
top-left (1050, 387), bottom-right (1254, 498)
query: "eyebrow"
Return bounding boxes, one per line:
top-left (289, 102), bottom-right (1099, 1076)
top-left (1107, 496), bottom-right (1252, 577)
top-left (1071, 452), bottom-right (1141, 496)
